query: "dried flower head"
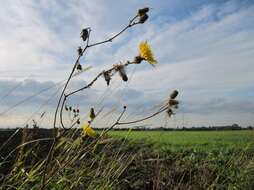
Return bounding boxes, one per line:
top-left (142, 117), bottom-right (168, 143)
top-left (82, 123), bottom-right (96, 138)
top-left (139, 14), bottom-right (149, 24)
top-left (138, 7), bottom-right (149, 16)
top-left (114, 64), bottom-right (128, 82)
top-left (139, 41), bottom-right (157, 65)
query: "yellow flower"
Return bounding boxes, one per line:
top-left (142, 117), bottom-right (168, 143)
top-left (82, 123), bottom-right (96, 138)
top-left (139, 41), bottom-right (157, 65)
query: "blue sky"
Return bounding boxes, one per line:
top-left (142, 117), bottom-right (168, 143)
top-left (0, 0), bottom-right (254, 128)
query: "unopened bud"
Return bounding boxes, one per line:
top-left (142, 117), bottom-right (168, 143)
top-left (80, 28), bottom-right (89, 42)
top-left (77, 64), bottom-right (82, 71)
top-left (170, 90), bottom-right (179, 99)
top-left (167, 108), bottom-right (173, 118)
top-left (169, 99), bottom-right (179, 106)
top-left (103, 70), bottom-right (111, 86)
top-left (78, 46), bottom-right (83, 56)
top-left (89, 108), bottom-right (96, 120)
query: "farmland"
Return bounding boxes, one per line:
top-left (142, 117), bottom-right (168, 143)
top-left (1, 129), bottom-right (254, 189)
top-left (109, 130), bottom-right (254, 151)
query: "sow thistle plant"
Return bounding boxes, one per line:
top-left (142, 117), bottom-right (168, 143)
top-left (0, 7), bottom-right (180, 190)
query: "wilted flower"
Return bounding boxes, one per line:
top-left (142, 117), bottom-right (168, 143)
top-left (139, 41), bottom-right (157, 65)
top-left (89, 108), bottom-right (96, 120)
top-left (139, 14), bottom-right (149, 24)
top-left (114, 64), bottom-right (128, 82)
top-left (82, 123), bottom-right (96, 138)
top-left (80, 28), bottom-right (89, 42)
top-left (78, 46), bottom-right (83, 56)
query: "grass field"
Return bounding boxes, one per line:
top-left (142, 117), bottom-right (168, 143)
top-left (109, 130), bottom-right (254, 151)
top-left (1, 129), bottom-right (254, 189)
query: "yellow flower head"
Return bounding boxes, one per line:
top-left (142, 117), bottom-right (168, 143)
top-left (82, 123), bottom-right (96, 138)
top-left (139, 41), bottom-right (157, 65)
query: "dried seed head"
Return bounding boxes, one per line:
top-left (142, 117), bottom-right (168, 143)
top-left (167, 108), bottom-right (173, 118)
top-left (138, 7), bottom-right (149, 16)
top-left (89, 108), bottom-right (96, 120)
top-left (77, 109), bottom-right (80, 113)
top-left (78, 46), bottom-right (83, 56)
top-left (65, 106), bottom-right (69, 111)
top-left (139, 14), bottom-right (149, 24)
top-left (169, 99), bottom-right (179, 106)
top-left (77, 64), bottom-right (82, 71)
top-left (170, 90), bottom-right (179, 99)
top-left (73, 109), bottom-right (76, 113)
top-left (80, 28), bottom-right (89, 42)
top-left (134, 56), bottom-right (144, 64)
top-left (77, 119), bottom-right (80, 124)
top-left (117, 65), bottom-right (128, 82)
top-left (69, 106), bottom-right (72, 111)
top-left (103, 70), bottom-right (111, 86)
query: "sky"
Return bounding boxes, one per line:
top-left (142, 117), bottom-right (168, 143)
top-left (0, 0), bottom-right (254, 128)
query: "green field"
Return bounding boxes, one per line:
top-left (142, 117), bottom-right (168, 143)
top-left (109, 130), bottom-right (254, 151)
top-left (1, 130), bottom-right (254, 189)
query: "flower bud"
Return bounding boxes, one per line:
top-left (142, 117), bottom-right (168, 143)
top-left (89, 108), bottom-right (96, 120)
top-left (170, 90), bottom-right (178, 99)
top-left (169, 99), bottom-right (179, 106)
top-left (78, 46), bottom-right (83, 56)
top-left (77, 64), bottom-right (82, 71)
top-left (103, 70), bottom-right (111, 86)
top-left (139, 14), bottom-right (149, 24)
top-left (80, 28), bottom-right (89, 42)
top-left (167, 108), bottom-right (173, 118)
top-left (138, 7), bottom-right (149, 16)
top-left (65, 106), bottom-right (69, 111)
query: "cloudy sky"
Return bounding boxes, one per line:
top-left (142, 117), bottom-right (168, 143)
top-left (0, 0), bottom-right (254, 128)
